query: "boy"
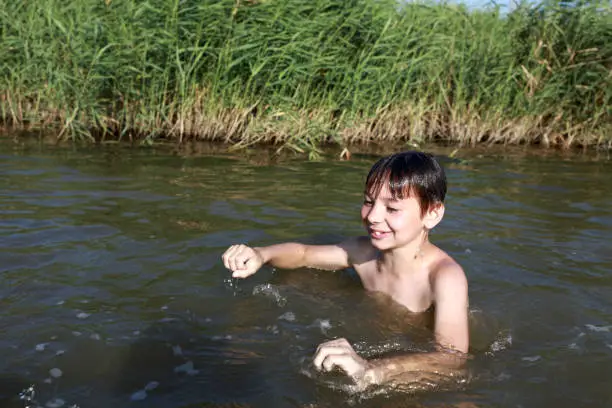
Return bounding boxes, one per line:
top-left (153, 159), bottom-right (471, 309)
top-left (222, 151), bottom-right (469, 389)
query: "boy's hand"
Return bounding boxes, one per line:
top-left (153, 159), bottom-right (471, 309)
top-left (222, 244), bottom-right (264, 278)
top-left (313, 338), bottom-right (377, 389)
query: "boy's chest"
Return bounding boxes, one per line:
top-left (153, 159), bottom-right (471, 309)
top-left (354, 262), bottom-right (433, 313)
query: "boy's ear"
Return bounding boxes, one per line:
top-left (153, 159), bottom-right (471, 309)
top-left (423, 203), bottom-right (445, 230)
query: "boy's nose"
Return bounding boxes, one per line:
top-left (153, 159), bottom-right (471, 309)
top-left (366, 204), bottom-right (384, 223)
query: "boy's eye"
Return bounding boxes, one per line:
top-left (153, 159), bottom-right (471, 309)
top-left (387, 207), bottom-right (399, 213)
top-left (363, 199), bottom-right (373, 206)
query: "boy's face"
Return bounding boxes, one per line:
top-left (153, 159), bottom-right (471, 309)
top-left (361, 185), bottom-right (442, 251)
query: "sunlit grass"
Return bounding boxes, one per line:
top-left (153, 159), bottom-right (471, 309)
top-left (1, 0), bottom-right (610, 154)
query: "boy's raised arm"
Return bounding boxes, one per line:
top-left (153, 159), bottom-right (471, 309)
top-left (222, 239), bottom-right (362, 278)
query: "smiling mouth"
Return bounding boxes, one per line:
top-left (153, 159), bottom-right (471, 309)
top-left (369, 229), bottom-right (391, 239)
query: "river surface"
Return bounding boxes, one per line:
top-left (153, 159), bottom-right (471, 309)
top-left (0, 139), bottom-right (611, 408)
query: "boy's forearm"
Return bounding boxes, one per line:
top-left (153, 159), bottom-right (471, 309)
top-left (254, 243), bottom-right (306, 269)
top-left (364, 351), bottom-right (468, 386)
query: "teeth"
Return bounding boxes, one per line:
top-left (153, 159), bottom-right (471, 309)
top-left (371, 230), bottom-right (387, 238)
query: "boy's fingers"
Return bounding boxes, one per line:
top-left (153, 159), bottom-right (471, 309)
top-left (234, 257), bottom-right (246, 270)
top-left (222, 245), bottom-right (259, 275)
top-left (232, 264), bottom-right (256, 278)
top-left (232, 269), bottom-right (252, 278)
top-left (222, 245), bottom-right (239, 270)
top-left (315, 351), bottom-right (349, 372)
top-left (322, 353), bottom-right (350, 372)
top-left (229, 253), bottom-right (240, 272)
top-left (222, 253), bottom-right (231, 270)
top-left (313, 346), bottom-right (349, 369)
top-left (229, 245), bottom-right (247, 270)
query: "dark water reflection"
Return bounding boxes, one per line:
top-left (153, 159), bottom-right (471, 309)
top-left (1, 139), bottom-right (611, 408)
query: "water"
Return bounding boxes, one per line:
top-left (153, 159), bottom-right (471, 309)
top-left (1, 139), bottom-right (611, 408)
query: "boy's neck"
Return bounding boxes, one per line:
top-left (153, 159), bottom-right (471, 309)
top-left (378, 239), bottom-right (431, 276)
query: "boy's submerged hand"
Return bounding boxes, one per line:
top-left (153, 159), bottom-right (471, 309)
top-left (222, 244), bottom-right (264, 278)
top-left (313, 338), bottom-right (377, 389)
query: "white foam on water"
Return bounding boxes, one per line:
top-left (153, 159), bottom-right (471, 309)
top-left (35, 343), bottom-right (49, 351)
top-left (606, 344), bottom-right (612, 350)
top-left (172, 345), bottom-right (183, 356)
top-left (566, 329), bottom-right (587, 350)
top-left (174, 361), bottom-right (199, 376)
top-left (494, 372), bottom-right (512, 381)
top-left (278, 311), bottom-right (296, 322)
top-left (45, 398), bottom-right (65, 408)
top-left (130, 390), bottom-right (147, 401)
top-left (56, 300), bottom-right (65, 305)
top-left (90, 333), bottom-right (101, 341)
top-left (211, 334), bottom-right (232, 341)
top-left (56, 350), bottom-right (65, 356)
top-left (130, 381), bottom-right (159, 401)
top-left (72, 331), bottom-right (82, 337)
top-left (144, 381), bottom-right (159, 391)
top-left (76, 312), bottom-right (90, 319)
top-left (49, 368), bottom-right (63, 378)
top-left (585, 324), bottom-right (612, 332)
top-left (521, 355), bottom-right (541, 362)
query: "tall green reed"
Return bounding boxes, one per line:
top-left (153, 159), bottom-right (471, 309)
top-left (1, 0), bottom-right (610, 152)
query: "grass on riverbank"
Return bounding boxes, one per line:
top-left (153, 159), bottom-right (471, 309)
top-left (1, 0), bottom-right (611, 155)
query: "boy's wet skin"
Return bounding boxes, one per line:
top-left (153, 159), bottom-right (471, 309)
top-left (222, 151), bottom-right (469, 391)
top-left (272, 267), bottom-right (435, 338)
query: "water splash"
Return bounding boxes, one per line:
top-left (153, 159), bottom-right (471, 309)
top-left (252, 284), bottom-right (287, 307)
top-left (299, 354), bottom-right (467, 404)
top-left (486, 330), bottom-right (513, 355)
top-left (223, 277), bottom-right (243, 296)
top-left (18, 385), bottom-right (79, 408)
top-left (19, 385), bottom-right (36, 407)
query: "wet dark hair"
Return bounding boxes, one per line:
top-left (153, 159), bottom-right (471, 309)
top-left (365, 151), bottom-right (447, 217)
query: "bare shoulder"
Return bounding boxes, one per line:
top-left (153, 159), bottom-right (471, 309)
top-left (340, 236), bottom-right (377, 266)
top-left (429, 250), bottom-right (468, 294)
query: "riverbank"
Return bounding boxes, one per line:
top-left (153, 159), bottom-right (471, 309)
top-left (2, 0), bottom-right (610, 156)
